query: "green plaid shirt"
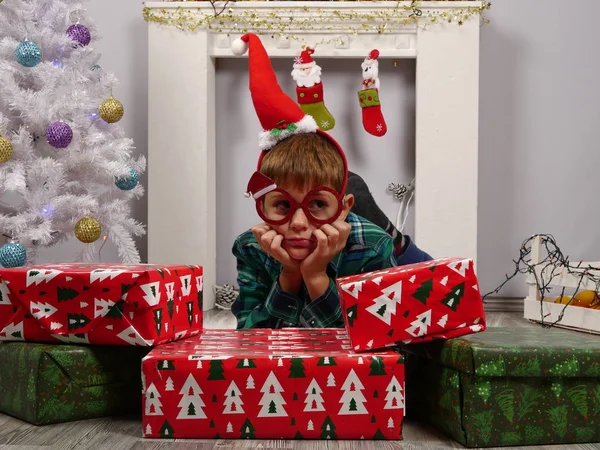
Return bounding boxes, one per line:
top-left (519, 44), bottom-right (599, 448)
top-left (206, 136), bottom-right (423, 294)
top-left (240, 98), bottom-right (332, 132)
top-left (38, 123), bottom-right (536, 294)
top-left (231, 212), bottom-right (430, 329)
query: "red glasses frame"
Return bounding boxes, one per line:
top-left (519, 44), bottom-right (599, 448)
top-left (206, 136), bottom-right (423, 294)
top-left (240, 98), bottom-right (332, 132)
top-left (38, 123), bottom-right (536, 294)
top-left (255, 186), bottom-right (344, 226)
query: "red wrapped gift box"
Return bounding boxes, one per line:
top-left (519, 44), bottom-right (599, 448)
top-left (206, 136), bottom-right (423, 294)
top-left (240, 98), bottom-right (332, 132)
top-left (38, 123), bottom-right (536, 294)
top-left (336, 257), bottom-right (486, 352)
top-left (0, 263), bottom-right (203, 346)
top-left (142, 329), bottom-right (405, 440)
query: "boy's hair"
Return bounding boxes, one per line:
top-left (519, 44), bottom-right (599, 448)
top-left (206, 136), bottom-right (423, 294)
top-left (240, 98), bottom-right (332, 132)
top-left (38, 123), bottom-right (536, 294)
top-left (259, 133), bottom-right (345, 192)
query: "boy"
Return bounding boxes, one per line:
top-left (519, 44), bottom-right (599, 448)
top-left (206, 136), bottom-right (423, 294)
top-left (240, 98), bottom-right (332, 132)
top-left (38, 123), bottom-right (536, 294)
top-left (230, 33), bottom-right (431, 329)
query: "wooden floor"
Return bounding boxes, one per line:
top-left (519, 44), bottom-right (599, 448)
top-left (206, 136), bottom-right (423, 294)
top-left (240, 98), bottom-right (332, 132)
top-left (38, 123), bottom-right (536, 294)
top-left (1, 310), bottom-right (599, 450)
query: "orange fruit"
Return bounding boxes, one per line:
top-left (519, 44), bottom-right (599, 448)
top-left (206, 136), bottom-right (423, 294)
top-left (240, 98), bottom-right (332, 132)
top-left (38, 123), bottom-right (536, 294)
top-left (554, 295), bottom-right (572, 304)
top-left (572, 290), bottom-right (599, 308)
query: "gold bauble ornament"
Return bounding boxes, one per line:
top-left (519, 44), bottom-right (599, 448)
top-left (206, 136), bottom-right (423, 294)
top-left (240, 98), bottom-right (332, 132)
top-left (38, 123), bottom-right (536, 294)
top-left (99, 96), bottom-right (124, 123)
top-left (75, 217), bottom-right (102, 243)
top-left (0, 136), bottom-right (13, 163)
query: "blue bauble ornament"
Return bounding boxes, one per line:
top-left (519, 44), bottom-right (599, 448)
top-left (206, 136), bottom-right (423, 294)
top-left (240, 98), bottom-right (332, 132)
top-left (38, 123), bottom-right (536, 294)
top-left (15, 40), bottom-right (42, 67)
top-left (0, 242), bottom-right (27, 268)
top-left (115, 168), bottom-right (139, 190)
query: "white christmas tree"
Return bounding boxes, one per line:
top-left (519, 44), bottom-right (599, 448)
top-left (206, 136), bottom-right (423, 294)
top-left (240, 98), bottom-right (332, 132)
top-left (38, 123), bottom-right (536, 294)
top-left (0, 0), bottom-right (145, 267)
top-left (165, 377), bottom-right (174, 392)
top-left (177, 373), bottom-right (207, 419)
top-left (365, 280), bottom-right (403, 325)
top-left (145, 382), bottom-right (163, 416)
top-left (339, 279), bottom-right (366, 299)
top-left (384, 375), bottom-right (405, 410)
top-left (307, 419), bottom-right (314, 431)
top-left (406, 309), bottom-right (432, 337)
top-left (226, 422), bottom-right (233, 433)
top-left (144, 423), bottom-right (152, 435)
top-left (327, 372), bottom-right (336, 387)
top-left (246, 374), bottom-right (255, 389)
top-left (339, 369), bottom-right (368, 415)
top-left (437, 314), bottom-right (449, 328)
top-left (387, 417), bottom-right (395, 428)
top-left (223, 380), bottom-right (244, 414)
top-left (258, 371), bottom-right (287, 417)
top-left (304, 378), bottom-right (325, 412)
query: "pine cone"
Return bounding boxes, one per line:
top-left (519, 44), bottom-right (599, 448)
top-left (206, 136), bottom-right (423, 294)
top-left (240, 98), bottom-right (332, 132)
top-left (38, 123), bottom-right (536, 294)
top-left (214, 284), bottom-right (239, 310)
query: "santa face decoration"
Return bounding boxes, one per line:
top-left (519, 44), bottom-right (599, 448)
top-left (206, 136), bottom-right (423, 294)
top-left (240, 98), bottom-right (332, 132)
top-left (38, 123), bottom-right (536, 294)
top-left (246, 172), bottom-right (344, 226)
top-left (292, 62), bottom-right (322, 87)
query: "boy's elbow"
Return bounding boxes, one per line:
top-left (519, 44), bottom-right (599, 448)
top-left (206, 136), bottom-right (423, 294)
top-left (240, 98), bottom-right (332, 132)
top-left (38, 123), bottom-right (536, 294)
top-left (395, 235), bottom-right (433, 265)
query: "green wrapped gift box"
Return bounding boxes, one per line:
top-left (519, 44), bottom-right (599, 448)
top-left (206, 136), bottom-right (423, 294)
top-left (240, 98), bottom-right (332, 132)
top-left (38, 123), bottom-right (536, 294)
top-left (404, 327), bottom-right (600, 448)
top-left (0, 342), bottom-right (149, 425)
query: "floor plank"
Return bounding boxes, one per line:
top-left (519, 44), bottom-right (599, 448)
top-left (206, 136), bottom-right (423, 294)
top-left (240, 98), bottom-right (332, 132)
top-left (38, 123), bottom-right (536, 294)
top-left (1, 312), bottom-right (599, 450)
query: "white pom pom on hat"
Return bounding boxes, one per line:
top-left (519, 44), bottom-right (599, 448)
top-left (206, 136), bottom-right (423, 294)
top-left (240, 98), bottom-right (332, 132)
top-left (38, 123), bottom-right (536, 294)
top-left (231, 36), bottom-right (249, 56)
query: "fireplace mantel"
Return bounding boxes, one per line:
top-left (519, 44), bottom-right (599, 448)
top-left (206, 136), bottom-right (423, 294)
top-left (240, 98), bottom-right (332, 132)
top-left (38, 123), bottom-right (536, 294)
top-left (145, 1), bottom-right (483, 309)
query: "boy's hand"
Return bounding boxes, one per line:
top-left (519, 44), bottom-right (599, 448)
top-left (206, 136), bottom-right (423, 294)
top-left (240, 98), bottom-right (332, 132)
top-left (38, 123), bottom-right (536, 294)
top-left (251, 224), bottom-right (300, 274)
top-left (300, 220), bottom-right (351, 279)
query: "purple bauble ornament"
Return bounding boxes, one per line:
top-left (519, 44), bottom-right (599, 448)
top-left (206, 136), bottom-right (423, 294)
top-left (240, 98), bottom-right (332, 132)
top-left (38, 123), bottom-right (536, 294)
top-left (67, 24), bottom-right (91, 47)
top-left (46, 121), bottom-right (73, 149)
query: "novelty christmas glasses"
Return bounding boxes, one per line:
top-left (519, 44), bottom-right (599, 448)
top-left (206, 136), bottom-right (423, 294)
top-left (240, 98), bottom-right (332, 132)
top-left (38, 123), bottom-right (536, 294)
top-left (246, 172), bottom-right (344, 225)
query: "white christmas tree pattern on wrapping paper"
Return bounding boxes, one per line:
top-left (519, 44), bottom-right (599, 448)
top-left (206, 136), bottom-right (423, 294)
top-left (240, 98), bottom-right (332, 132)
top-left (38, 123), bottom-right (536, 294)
top-left (339, 369), bottom-right (368, 415)
top-left (383, 376), bottom-right (405, 410)
top-left (145, 382), bottom-right (163, 416)
top-left (327, 372), bottom-right (336, 387)
top-left (304, 379), bottom-right (325, 412)
top-left (258, 371), bottom-right (288, 417)
top-left (447, 259), bottom-right (469, 276)
top-left (26, 269), bottom-right (63, 286)
top-left (223, 380), bottom-right (244, 414)
top-left (405, 309), bottom-right (432, 337)
top-left (0, 280), bottom-right (11, 305)
top-left (0, 0), bottom-right (146, 265)
top-left (339, 279), bottom-right (366, 299)
top-left (177, 373), bottom-right (207, 419)
top-left (30, 301), bottom-right (57, 319)
top-left (365, 280), bottom-right (403, 325)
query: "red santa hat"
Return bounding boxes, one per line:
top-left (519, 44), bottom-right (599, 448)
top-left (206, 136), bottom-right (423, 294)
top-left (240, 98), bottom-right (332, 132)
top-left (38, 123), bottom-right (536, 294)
top-left (232, 33), bottom-right (349, 195)
top-left (293, 47), bottom-right (316, 69)
top-left (245, 171), bottom-right (277, 200)
top-left (363, 49), bottom-right (380, 66)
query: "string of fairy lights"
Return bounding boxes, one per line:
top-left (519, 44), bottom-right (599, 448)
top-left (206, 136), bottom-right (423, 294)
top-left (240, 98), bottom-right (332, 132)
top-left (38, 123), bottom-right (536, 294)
top-left (482, 234), bottom-right (600, 329)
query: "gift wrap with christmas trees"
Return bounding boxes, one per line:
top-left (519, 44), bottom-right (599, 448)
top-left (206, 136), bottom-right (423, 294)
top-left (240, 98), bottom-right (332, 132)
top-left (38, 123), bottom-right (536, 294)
top-left (0, 341), bottom-right (149, 425)
top-left (0, 263), bottom-right (203, 345)
top-left (404, 327), bottom-right (600, 448)
top-left (336, 257), bottom-right (486, 352)
top-left (142, 329), bottom-right (406, 440)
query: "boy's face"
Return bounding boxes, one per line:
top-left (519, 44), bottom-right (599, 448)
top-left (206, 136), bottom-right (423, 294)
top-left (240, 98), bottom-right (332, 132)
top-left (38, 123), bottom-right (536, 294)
top-left (263, 184), bottom-right (354, 261)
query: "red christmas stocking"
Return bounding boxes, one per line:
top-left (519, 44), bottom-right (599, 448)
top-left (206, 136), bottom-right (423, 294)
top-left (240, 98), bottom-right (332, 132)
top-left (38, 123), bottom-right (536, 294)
top-left (296, 82), bottom-right (335, 131)
top-left (358, 88), bottom-right (387, 137)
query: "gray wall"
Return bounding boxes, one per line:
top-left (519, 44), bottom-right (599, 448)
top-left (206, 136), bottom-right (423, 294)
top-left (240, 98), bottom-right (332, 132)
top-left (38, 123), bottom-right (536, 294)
top-left (63, 0), bottom-right (600, 298)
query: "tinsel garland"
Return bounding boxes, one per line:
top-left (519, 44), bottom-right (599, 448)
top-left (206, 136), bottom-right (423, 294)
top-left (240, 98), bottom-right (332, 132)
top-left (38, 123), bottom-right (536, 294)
top-left (143, 1), bottom-right (492, 40)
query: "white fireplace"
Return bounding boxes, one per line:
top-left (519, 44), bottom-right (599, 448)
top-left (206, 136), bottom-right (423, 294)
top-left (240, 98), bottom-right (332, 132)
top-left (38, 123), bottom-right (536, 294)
top-left (144, 1), bottom-right (483, 309)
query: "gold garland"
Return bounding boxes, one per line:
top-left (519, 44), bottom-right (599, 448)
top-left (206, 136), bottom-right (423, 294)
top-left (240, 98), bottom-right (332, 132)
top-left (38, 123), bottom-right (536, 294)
top-left (143, 1), bottom-right (492, 44)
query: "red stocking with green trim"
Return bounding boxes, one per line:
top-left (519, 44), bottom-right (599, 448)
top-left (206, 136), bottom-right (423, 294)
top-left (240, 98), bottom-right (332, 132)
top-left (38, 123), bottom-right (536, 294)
top-left (358, 88), bottom-right (387, 137)
top-left (359, 48), bottom-right (387, 137)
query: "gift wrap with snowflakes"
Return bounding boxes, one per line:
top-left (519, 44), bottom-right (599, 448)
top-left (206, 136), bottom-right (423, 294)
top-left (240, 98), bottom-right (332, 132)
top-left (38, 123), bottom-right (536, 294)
top-left (0, 341), bottom-right (148, 425)
top-left (142, 329), bottom-right (405, 440)
top-left (336, 257), bottom-right (486, 352)
top-left (0, 263), bottom-right (203, 346)
top-left (404, 327), bottom-right (600, 447)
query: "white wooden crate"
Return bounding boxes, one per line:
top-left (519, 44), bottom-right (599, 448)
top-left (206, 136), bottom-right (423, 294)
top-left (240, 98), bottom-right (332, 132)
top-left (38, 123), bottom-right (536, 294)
top-left (524, 235), bottom-right (600, 334)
